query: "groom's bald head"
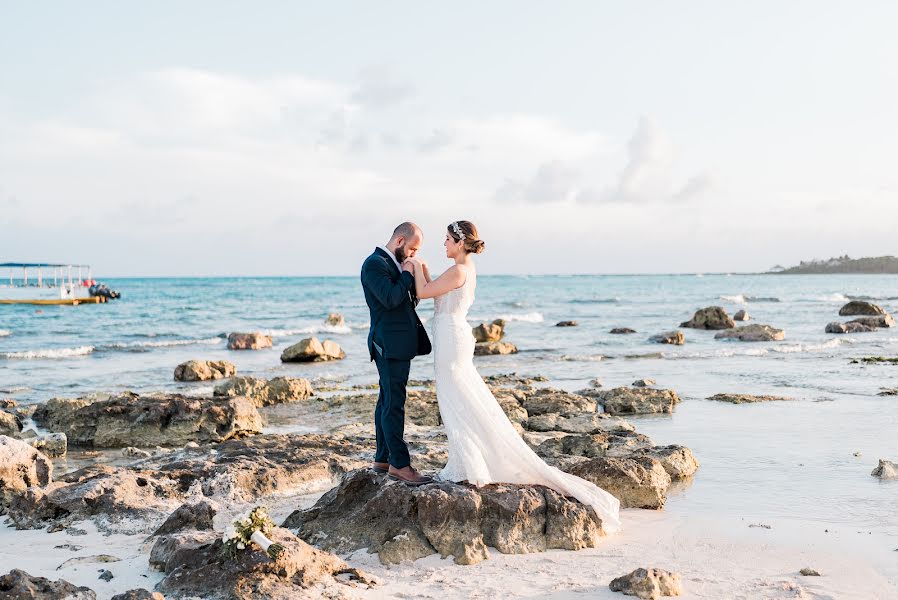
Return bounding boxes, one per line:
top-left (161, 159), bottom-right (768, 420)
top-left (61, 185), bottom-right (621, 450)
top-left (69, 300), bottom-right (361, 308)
top-left (387, 221), bottom-right (422, 262)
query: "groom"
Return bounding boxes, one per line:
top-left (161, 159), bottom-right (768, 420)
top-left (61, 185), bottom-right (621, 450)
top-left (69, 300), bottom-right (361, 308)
top-left (361, 222), bottom-right (433, 485)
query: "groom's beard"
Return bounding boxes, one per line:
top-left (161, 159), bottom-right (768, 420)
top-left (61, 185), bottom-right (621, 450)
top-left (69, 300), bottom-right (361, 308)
top-left (394, 246), bottom-right (407, 263)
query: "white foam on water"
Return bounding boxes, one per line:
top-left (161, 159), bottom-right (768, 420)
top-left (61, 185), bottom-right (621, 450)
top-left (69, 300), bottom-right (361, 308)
top-left (560, 354), bottom-right (606, 362)
top-left (495, 312), bottom-right (544, 323)
top-left (770, 338), bottom-right (846, 354)
top-left (263, 323), bottom-right (352, 336)
top-left (2, 345), bottom-right (95, 359)
top-left (0, 330), bottom-right (10, 337)
top-left (818, 293), bottom-right (849, 302)
top-left (105, 337), bottom-right (224, 349)
top-left (720, 294), bottom-right (748, 304)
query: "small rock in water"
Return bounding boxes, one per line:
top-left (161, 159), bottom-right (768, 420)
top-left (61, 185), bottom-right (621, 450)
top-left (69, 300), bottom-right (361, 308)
top-left (280, 337), bottom-right (346, 362)
top-left (610, 327), bottom-right (637, 334)
top-left (631, 379), bottom-right (655, 388)
top-left (839, 300), bottom-right (886, 316)
top-left (714, 324), bottom-right (785, 342)
top-left (555, 320), bottom-right (578, 327)
top-left (733, 309), bottom-right (749, 321)
top-left (472, 319), bottom-right (506, 342)
top-left (589, 378), bottom-right (604, 388)
top-left (173, 359), bottom-right (236, 381)
top-left (680, 306), bottom-right (735, 330)
top-left (748, 523), bottom-right (772, 529)
top-left (649, 331), bottom-right (684, 345)
top-left (474, 341), bottom-right (518, 355)
top-left (871, 459), bottom-right (898, 479)
top-left (226, 331), bottom-right (272, 350)
top-left (98, 569), bottom-right (114, 582)
top-left (325, 313), bottom-right (346, 327)
top-left (799, 567), bottom-right (821, 576)
top-left (609, 567), bottom-right (683, 599)
top-left (706, 393), bottom-right (792, 404)
top-left (878, 388), bottom-right (898, 396)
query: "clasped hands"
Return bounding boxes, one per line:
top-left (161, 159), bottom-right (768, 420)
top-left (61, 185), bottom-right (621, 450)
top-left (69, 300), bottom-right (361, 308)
top-left (402, 257), bottom-right (427, 273)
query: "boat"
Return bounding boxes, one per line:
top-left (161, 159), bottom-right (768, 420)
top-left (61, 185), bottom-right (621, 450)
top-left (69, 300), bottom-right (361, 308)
top-left (0, 262), bottom-right (120, 305)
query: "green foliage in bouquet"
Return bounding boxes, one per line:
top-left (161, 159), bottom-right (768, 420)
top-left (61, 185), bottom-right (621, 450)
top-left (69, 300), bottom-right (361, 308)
top-left (221, 506), bottom-right (285, 560)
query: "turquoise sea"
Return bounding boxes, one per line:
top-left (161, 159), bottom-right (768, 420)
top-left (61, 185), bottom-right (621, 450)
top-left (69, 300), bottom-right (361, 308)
top-left (1, 273), bottom-right (897, 577)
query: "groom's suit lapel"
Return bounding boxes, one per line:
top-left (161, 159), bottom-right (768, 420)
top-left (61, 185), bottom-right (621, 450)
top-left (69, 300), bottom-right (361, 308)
top-left (373, 246), bottom-right (418, 307)
top-left (374, 247), bottom-right (400, 276)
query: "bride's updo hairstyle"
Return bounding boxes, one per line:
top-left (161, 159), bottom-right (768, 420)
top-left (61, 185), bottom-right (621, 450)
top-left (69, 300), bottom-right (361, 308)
top-left (448, 221), bottom-right (485, 254)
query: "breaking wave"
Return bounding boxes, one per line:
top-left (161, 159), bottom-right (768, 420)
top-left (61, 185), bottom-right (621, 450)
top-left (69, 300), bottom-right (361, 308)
top-left (2, 345), bottom-right (95, 359)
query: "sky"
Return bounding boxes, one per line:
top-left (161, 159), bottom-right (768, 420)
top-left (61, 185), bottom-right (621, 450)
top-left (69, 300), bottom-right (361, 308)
top-left (1, 1), bottom-right (896, 276)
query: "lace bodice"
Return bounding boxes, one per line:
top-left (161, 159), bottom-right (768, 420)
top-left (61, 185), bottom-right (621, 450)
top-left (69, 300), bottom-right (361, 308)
top-left (433, 266), bottom-right (475, 319)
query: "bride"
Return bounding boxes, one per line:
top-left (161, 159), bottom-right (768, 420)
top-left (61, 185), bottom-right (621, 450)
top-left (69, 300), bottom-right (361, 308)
top-left (405, 220), bottom-right (621, 534)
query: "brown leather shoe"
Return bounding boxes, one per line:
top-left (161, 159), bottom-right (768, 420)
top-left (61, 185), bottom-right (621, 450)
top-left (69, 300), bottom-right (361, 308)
top-left (388, 465), bottom-right (433, 486)
top-left (371, 461), bottom-right (389, 474)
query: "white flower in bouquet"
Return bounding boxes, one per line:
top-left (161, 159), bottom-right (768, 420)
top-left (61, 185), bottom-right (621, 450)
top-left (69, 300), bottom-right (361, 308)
top-left (221, 506), bottom-right (284, 560)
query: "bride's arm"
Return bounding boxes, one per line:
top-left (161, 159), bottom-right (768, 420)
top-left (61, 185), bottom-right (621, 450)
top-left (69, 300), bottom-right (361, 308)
top-left (421, 261), bottom-right (432, 283)
top-left (412, 262), bottom-right (465, 300)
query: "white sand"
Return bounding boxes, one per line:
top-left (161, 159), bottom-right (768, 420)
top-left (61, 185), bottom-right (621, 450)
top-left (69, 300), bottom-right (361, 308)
top-left (4, 498), bottom-right (895, 599)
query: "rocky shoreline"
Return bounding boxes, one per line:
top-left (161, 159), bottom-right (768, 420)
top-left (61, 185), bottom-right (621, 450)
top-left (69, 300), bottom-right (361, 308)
top-left (1, 368), bottom-right (707, 599)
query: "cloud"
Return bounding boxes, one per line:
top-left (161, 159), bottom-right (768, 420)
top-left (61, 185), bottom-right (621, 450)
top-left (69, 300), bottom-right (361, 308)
top-left (417, 129), bottom-right (453, 153)
top-left (495, 116), bottom-right (714, 205)
top-left (350, 67), bottom-right (414, 110)
top-left (495, 161), bottom-right (581, 203)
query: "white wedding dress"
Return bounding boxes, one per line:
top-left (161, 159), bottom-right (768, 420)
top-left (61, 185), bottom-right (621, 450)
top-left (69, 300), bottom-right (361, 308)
top-left (431, 265), bottom-right (621, 533)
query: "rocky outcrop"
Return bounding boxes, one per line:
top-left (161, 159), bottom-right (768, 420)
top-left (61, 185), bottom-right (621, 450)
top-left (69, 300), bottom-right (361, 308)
top-left (19, 430), bottom-right (67, 458)
top-left (8, 433), bottom-right (372, 533)
top-left (595, 387), bottom-right (680, 416)
top-left (155, 526), bottom-right (375, 599)
top-left (610, 328), bottom-right (637, 334)
top-left (839, 300), bottom-right (887, 316)
top-left (871, 459), bottom-right (898, 479)
top-left (525, 412), bottom-right (635, 435)
top-left (555, 320), bottom-right (578, 327)
top-left (7, 466), bottom-right (182, 533)
top-left (707, 393), bottom-right (792, 404)
top-left (284, 469), bottom-right (608, 566)
top-left (733, 309), bottom-right (749, 321)
top-left (214, 376), bottom-right (313, 407)
top-left (173, 360), bottom-right (236, 382)
top-left (649, 331), bottom-right (684, 345)
top-left (848, 314), bottom-right (896, 329)
top-left (0, 436), bottom-right (53, 511)
top-left (146, 433), bottom-right (371, 503)
top-left (0, 570), bottom-right (96, 600)
top-left (152, 500), bottom-right (218, 536)
top-left (0, 409), bottom-right (22, 436)
top-left (561, 456), bottom-right (672, 509)
top-left (714, 324), bottom-right (784, 341)
top-left (227, 332), bottom-right (272, 350)
top-left (519, 388), bottom-right (597, 417)
top-left (472, 319), bottom-right (506, 343)
top-left (826, 321), bottom-right (876, 334)
top-left (474, 341), bottom-right (518, 355)
top-left (280, 337), bottom-right (345, 362)
top-left (609, 567), bottom-right (683, 599)
top-left (680, 306), bottom-right (735, 330)
top-left (32, 392), bottom-right (263, 448)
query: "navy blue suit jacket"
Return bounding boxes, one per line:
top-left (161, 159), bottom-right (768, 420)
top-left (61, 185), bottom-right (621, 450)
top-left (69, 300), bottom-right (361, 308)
top-left (361, 247), bottom-right (432, 361)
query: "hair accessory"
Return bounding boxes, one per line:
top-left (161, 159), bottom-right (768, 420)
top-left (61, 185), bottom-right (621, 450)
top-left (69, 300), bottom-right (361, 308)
top-left (451, 222), bottom-right (466, 240)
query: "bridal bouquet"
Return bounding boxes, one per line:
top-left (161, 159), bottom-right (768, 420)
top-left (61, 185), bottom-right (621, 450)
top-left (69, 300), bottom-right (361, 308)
top-left (222, 506), bottom-right (285, 560)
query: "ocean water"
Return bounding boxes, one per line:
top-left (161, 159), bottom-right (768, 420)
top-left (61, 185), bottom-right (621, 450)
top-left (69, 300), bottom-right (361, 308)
top-left (2, 273), bottom-right (897, 566)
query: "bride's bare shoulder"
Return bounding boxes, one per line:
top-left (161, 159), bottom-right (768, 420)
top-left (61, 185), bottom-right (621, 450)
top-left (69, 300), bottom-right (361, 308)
top-left (441, 264), bottom-right (468, 287)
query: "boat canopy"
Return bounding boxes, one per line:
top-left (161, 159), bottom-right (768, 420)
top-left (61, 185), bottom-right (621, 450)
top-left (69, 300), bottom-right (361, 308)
top-left (1, 262), bottom-right (91, 268)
